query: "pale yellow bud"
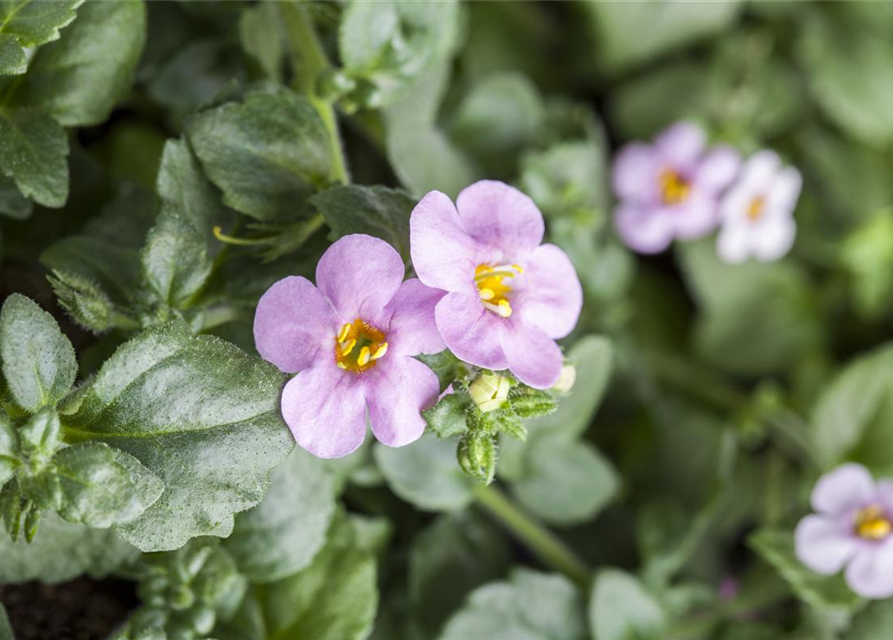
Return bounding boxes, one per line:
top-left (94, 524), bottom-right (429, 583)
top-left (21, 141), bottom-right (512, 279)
top-left (468, 373), bottom-right (511, 412)
top-left (552, 364), bottom-right (577, 394)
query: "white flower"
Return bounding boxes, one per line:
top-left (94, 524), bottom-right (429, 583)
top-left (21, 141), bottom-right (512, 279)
top-left (716, 150), bottom-right (802, 264)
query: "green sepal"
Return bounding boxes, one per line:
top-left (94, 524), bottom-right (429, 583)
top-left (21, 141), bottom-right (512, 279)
top-left (423, 392), bottom-right (472, 439)
top-left (18, 409), bottom-right (62, 461)
top-left (0, 481), bottom-right (23, 541)
top-left (508, 385), bottom-right (558, 419)
top-left (0, 411), bottom-right (20, 486)
top-left (457, 435), bottom-right (497, 486)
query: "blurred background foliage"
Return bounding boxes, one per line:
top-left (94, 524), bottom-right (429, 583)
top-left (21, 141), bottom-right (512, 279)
top-left (3, 1), bottom-right (893, 639)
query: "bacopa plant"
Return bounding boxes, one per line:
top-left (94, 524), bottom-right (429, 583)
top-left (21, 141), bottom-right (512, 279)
top-left (2, 1), bottom-right (893, 639)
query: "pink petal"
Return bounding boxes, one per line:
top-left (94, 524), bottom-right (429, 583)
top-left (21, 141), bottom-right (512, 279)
top-left (812, 463), bottom-right (876, 516)
top-left (253, 276), bottom-right (338, 373)
top-left (752, 216), bottom-right (796, 263)
top-left (499, 320), bottom-right (563, 389)
top-left (516, 243), bottom-right (582, 340)
top-left (612, 142), bottom-right (659, 203)
top-left (434, 291), bottom-right (508, 370)
top-left (410, 190), bottom-right (483, 293)
top-left (655, 121), bottom-right (706, 168)
top-left (281, 365), bottom-right (367, 459)
top-left (614, 204), bottom-right (674, 254)
top-left (381, 279), bottom-right (446, 356)
top-left (766, 166), bottom-right (802, 214)
top-left (739, 150), bottom-right (781, 191)
top-left (846, 541), bottom-right (893, 599)
top-left (875, 479), bottom-right (893, 515)
top-left (669, 192), bottom-right (719, 241)
top-left (364, 356), bottom-right (440, 448)
top-left (455, 180), bottom-right (545, 258)
top-left (316, 234), bottom-right (405, 320)
top-left (794, 514), bottom-right (858, 575)
top-left (696, 146), bottom-right (741, 193)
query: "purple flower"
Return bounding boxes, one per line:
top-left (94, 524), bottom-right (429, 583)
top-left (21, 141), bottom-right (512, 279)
top-left (612, 121), bottom-right (740, 254)
top-left (795, 463), bottom-right (893, 599)
top-left (716, 150), bottom-right (801, 264)
top-left (254, 234), bottom-right (445, 459)
top-left (409, 180), bottom-right (582, 389)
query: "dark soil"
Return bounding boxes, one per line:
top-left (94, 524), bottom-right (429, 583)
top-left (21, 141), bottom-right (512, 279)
top-left (0, 578), bottom-right (137, 640)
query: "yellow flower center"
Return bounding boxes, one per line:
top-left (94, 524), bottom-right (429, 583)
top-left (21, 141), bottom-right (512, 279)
top-left (659, 169), bottom-right (691, 206)
top-left (474, 263), bottom-right (524, 318)
top-left (746, 196), bottom-right (766, 222)
top-left (334, 318), bottom-right (388, 373)
top-left (855, 505), bottom-right (892, 540)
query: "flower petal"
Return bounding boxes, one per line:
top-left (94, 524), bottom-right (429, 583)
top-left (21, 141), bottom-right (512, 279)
top-left (516, 243), bottom-right (582, 340)
top-left (739, 150), bottom-right (781, 191)
top-left (382, 279), bottom-right (446, 356)
top-left (365, 356), bottom-right (440, 448)
top-left (410, 190), bottom-right (483, 293)
top-left (812, 463), bottom-right (876, 516)
top-left (669, 192), bottom-right (719, 241)
top-left (767, 165), bottom-right (802, 214)
top-left (316, 234), bottom-right (405, 320)
top-left (752, 216), bottom-right (796, 263)
top-left (846, 542), bottom-right (893, 599)
top-left (696, 145), bottom-right (741, 193)
top-left (435, 291), bottom-right (508, 370)
top-left (455, 180), bottom-right (545, 257)
top-left (281, 365), bottom-right (367, 459)
top-left (612, 142), bottom-right (659, 203)
top-left (716, 223), bottom-right (752, 265)
top-left (614, 204), bottom-right (674, 254)
top-left (499, 320), bottom-right (563, 389)
top-left (655, 121), bottom-right (706, 168)
top-left (254, 276), bottom-right (337, 373)
top-left (794, 514), bottom-right (858, 575)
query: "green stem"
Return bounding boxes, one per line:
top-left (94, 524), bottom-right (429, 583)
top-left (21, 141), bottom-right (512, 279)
top-left (474, 484), bottom-right (591, 590)
top-left (280, 0), bottom-right (349, 186)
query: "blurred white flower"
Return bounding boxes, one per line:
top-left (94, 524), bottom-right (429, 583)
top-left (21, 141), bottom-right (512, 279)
top-left (716, 150), bottom-right (802, 264)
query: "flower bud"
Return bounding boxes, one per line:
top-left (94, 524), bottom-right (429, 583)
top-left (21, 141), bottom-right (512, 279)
top-left (552, 364), bottom-right (577, 394)
top-left (48, 270), bottom-right (131, 333)
top-left (468, 373), bottom-right (511, 412)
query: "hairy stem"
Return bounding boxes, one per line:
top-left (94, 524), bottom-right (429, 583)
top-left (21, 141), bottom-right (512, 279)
top-left (474, 484), bottom-right (591, 590)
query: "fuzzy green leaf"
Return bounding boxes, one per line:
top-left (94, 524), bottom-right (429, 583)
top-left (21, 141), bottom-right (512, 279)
top-left (0, 0), bottom-right (83, 75)
top-left (0, 107), bottom-right (68, 207)
top-left (423, 392), bottom-right (472, 439)
top-left (185, 88), bottom-right (332, 221)
top-left (0, 294), bottom-right (76, 412)
top-left (64, 321), bottom-right (292, 551)
top-left (141, 207), bottom-right (213, 309)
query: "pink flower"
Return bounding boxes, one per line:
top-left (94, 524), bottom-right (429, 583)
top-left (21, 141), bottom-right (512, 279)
top-left (795, 463), bottom-right (893, 599)
top-left (409, 180), bottom-right (582, 389)
top-left (254, 234), bottom-right (445, 458)
top-left (612, 121), bottom-right (740, 254)
top-left (716, 150), bottom-right (801, 264)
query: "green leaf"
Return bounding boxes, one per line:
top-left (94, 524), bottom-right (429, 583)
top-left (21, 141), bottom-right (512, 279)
top-left (678, 239), bottom-right (821, 376)
top-left (185, 88), bottom-right (332, 221)
top-left (581, 1), bottom-right (743, 74)
top-left (588, 569), bottom-right (667, 640)
top-left (439, 569), bottom-right (587, 640)
top-left (0, 173), bottom-right (31, 219)
top-left (52, 442), bottom-right (163, 528)
top-left (520, 140), bottom-right (607, 221)
top-left (0, 106), bottom-right (68, 207)
top-left (18, 407), bottom-right (60, 457)
top-left (41, 187), bottom-right (157, 305)
top-left (409, 511), bottom-right (511, 637)
top-left (450, 72), bottom-right (544, 177)
top-left (0, 0), bottom-right (82, 76)
top-left (798, 10), bottom-right (893, 146)
top-left (424, 392), bottom-right (473, 439)
top-left (260, 513), bottom-right (378, 640)
top-left (374, 435), bottom-right (475, 511)
top-left (0, 294), bottom-right (76, 412)
top-left (0, 511), bottom-right (138, 584)
top-left (850, 600), bottom-right (893, 640)
top-left (0, 602), bottom-right (12, 640)
top-left (310, 185), bottom-right (415, 263)
top-left (239, 2), bottom-right (284, 83)
top-left (13, 0), bottom-right (147, 127)
top-left (749, 528), bottom-right (862, 613)
top-left (141, 207), bottom-right (213, 309)
top-left (512, 439), bottom-right (618, 527)
top-left (64, 321), bottom-right (292, 551)
top-left (226, 448), bottom-right (337, 583)
top-left (0, 412), bottom-right (18, 486)
top-left (811, 344), bottom-right (893, 473)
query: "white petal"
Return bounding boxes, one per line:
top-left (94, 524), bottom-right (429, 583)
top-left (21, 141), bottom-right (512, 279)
top-left (752, 215), bottom-right (796, 262)
top-left (716, 223), bottom-right (752, 264)
top-left (812, 463), bottom-right (876, 516)
top-left (795, 514), bottom-right (858, 575)
top-left (846, 542), bottom-right (893, 599)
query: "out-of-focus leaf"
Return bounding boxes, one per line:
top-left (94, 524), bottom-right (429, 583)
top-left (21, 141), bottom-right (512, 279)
top-left (588, 569), bottom-right (667, 640)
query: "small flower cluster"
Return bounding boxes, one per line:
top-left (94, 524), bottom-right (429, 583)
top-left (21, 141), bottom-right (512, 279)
top-left (612, 121), bottom-right (802, 264)
top-left (796, 463), bottom-right (893, 599)
top-left (254, 181), bottom-right (582, 459)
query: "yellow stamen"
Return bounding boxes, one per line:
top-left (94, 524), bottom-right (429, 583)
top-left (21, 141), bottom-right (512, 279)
top-left (340, 338), bottom-right (357, 356)
top-left (512, 264), bottom-right (524, 274)
top-left (659, 169), bottom-right (691, 206)
top-left (337, 323), bottom-right (351, 342)
top-left (497, 300), bottom-right (512, 318)
top-left (856, 505), bottom-right (893, 540)
top-left (474, 263), bottom-right (522, 319)
top-left (357, 346), bottom-right (371, 366)
top-left (371, 343), bottom-right (388, 360)
top-left (747, 197), bottom-right (765, 221)
top-left (479, 288), bottom-right (495, 301)
top-left (337, 362), bottom-right (347, 370)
